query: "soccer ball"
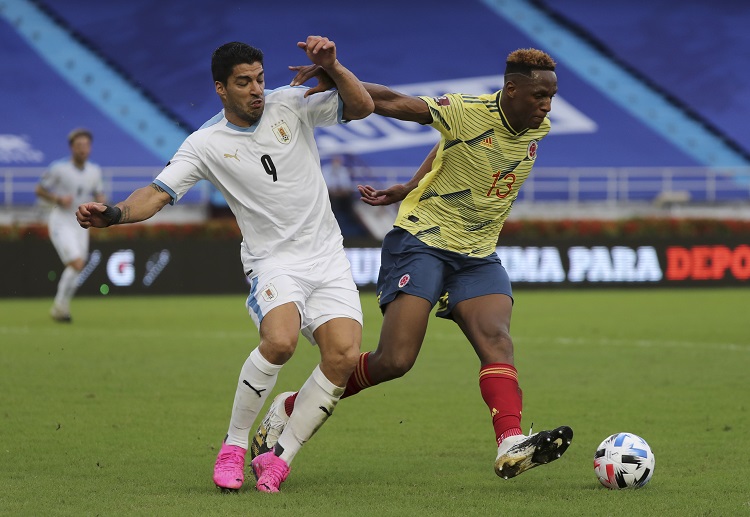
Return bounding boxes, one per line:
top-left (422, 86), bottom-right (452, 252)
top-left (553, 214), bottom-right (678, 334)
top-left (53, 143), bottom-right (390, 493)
top-left (594, 432), bottom-right (655, 489)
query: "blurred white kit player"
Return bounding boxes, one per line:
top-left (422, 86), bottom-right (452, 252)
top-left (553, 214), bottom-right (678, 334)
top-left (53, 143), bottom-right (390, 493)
top-left (36, 129), bottom-right (105, 322)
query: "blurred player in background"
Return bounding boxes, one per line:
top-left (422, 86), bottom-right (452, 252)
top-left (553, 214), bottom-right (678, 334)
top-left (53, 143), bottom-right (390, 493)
top-left (321, 154), bottom-right (353, 210)
top-left (76, 36), bottom-right (373, 493)
top-left (35, 128), bottom-right (105, 323)
top-left (254, 48), bottom-right (573, 480)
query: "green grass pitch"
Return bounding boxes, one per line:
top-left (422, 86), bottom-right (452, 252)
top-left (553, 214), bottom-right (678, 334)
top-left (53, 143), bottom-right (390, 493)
top-left (1, 288), bottom-right (748, 516)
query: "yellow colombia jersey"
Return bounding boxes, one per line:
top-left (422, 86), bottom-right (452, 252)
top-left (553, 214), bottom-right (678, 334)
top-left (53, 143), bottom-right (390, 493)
top-left (394, 91), bottom-right (550, 257)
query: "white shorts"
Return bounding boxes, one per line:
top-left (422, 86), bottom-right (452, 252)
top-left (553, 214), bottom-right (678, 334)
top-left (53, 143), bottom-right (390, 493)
top-left (245, 250), bottom-right (363, 345)
top-left (48, 211), bottom-right (89, 264)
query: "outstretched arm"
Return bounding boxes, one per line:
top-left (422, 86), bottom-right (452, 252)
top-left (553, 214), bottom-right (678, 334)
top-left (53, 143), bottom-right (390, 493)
top-left (288, 65), bottom-right (431, 124)
top-left (358, 142), bottom-right (439, 206)
top-left (362, 82), bottom-right (432, 124)
top-left (76, 183), bottom-right (172, 228)
top-left (297, 35), bottom-right (373, 120)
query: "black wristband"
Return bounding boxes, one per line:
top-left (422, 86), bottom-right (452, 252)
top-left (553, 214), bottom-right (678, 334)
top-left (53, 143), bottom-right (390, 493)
top-left (101, 205), bottom-right (122, 226)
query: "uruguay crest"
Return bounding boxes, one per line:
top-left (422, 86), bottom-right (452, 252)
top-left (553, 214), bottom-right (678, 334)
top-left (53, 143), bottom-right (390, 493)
top-left (261, 282), bottom-right (278, 302)
top-left (272, 120), bottom-right (292, 144)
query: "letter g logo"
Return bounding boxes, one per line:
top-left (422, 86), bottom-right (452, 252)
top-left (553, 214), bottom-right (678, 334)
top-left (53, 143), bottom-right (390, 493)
top-left (107, 249), bottom-right (135, 287)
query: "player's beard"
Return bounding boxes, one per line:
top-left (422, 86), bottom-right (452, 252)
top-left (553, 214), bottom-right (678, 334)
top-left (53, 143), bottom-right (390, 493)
top-left (228, 98), bottom-right (264, 126)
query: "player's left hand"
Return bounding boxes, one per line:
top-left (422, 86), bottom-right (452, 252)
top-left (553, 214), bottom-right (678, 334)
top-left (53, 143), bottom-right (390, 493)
top-left (297, 35), bottom-right (337, 69)
top-left (358, 184), bottom-right (410, 206)
top-left (289, 64), bottom-right (335, 97)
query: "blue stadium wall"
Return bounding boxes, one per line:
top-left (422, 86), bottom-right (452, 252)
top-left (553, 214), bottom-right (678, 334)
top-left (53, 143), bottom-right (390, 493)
top-left (2, 0), bottom-right (748, 172)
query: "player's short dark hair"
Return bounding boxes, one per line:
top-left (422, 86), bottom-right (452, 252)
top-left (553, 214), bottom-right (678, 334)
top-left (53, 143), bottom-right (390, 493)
top-left (67, 128), bottom-right (93, 146)
top-left (504, 48), bottom-right (556, 78)
top-left (211, 42), bottom-right (264, 84)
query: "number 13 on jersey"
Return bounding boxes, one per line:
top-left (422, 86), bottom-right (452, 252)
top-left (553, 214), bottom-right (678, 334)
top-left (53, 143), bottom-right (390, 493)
top-left (486, 171), bottom-right (516, 199)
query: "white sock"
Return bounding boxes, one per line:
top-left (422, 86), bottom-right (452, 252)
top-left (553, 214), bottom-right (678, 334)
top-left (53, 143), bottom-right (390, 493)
top-left (224, 347), bottom-right (283, 449)
top-left (54, 266), bottom-right (80, 310)
top-left (276, 365), bottom-right (345, 465)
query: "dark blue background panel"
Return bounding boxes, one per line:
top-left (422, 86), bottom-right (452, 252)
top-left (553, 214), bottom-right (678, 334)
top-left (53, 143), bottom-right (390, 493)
top-left (539, 0), bottom-right (750, 155)
top-left (3, 0), bottom-right (727, 169)
top-left (0, 18), bottom-right (163, 167)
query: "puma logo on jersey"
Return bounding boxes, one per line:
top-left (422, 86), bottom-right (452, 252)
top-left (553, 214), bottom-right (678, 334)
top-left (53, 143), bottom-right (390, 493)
top-left (223, 149), bottom-right (240, 161)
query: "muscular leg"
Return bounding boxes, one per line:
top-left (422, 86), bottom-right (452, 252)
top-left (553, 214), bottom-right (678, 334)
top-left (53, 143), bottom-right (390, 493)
top-left (257, 302), bottom-right (301, 365)
top-left (215, 303), bottom-right (302, 490)
top-left (281, 292), bottom-right (432, 408)
top-left (354, 293), bottom-right (432, 389)
top-left (452, 294), bottom-right (522, 445)
top-left (452, 294), bottom-right (514, 366)
top-left (314, 317), bottom-right (362, 386)
top-left (274, 317), bottom-right (361, 465)
top-left (225, 302), bottom-right (300, 449)
top-left (262, 293), bottom-right (431, 456)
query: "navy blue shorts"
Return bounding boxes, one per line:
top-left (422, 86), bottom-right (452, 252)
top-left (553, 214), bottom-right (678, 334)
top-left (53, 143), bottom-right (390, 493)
top-left (376, 227), bottom-right (513, 319)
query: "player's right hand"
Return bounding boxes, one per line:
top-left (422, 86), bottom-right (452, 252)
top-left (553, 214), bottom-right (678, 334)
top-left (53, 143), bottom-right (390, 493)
top-left (297, 35), bottom-right (337, 69)
top-left (76, 202), bottom-right (108, 229)
top-left (358, 184), bottom-right (410, 206)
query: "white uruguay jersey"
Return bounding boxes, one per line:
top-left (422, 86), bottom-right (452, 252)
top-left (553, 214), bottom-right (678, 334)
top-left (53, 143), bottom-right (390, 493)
top-left (39, 159), bottom-right (104, 220)
top-left (154, 86), bottom-right (344, 272)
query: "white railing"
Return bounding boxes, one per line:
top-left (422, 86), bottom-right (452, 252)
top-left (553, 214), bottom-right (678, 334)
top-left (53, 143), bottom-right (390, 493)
top-left (1, 166), bottom-right (210, 205)
top-left (3, 166), bottom-right (750, 206)
top-left (349, 166), bottom-right (750, 204)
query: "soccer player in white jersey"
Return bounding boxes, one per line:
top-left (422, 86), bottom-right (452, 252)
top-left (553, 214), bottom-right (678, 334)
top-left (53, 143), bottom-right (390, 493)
top-left (35, 128), bottom-right (105, 322)
top-left (76, 36), bottom-right (374, 493)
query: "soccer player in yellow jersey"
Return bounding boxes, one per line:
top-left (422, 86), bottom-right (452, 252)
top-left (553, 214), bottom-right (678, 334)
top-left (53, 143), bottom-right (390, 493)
top-left (254, 48), bottom-right (573, 479)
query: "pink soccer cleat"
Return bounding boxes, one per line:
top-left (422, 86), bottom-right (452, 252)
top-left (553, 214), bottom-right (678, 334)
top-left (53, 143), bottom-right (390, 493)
top-left (251, 451), bottom-right (291, 493)
top-left (213, 442), bottom-right (247, 492)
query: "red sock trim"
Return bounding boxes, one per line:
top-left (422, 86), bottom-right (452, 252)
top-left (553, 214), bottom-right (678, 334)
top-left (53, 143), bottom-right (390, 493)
top-left (499, 428), bottom-right (523, 444)
top-left (341, 352), bottom-right (372, 399)
top-left (479, 363), bottom-right (518, 382)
